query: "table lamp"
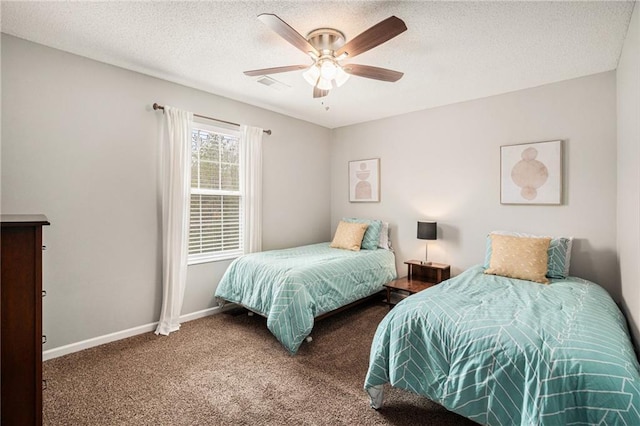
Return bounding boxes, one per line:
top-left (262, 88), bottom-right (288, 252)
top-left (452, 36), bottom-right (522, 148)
top-left (417, 221), bottom-right (437, 265)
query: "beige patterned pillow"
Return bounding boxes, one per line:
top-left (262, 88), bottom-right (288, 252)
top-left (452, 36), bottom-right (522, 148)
top-left (330, 221), bottom-right (369, 251)
top-left (484, 234), bottom-right (551, 284)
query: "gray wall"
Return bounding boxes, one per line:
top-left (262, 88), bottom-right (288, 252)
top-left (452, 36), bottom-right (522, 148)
top-left (1, 35), bottom-right (332, 350)
top-left (3, 29), bottom-right (637, 355)
top-left (331, 72), bottom-right (620, 300)
top-left (617, 3), bottom-right (640, 349)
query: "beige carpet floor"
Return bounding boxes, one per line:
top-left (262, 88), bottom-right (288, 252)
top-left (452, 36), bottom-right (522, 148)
top-left (43, 302), bottom-right (476, 425)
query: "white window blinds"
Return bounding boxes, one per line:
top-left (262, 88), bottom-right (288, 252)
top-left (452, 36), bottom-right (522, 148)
top-left (189, 125), bottom-right (242, 263)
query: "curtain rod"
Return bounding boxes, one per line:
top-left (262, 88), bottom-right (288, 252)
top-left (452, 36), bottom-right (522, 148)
top-left (152, 103), bottom-right (272, 135)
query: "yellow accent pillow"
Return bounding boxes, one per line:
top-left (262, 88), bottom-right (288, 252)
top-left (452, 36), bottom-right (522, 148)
top-left (484, 234), bottom-right (551, 284)
top-left (330, 221), bottom-right (369, 251)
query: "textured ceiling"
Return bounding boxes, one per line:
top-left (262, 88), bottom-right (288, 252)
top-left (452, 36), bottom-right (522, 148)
top-left (1, 1), bottom-right (635, 129)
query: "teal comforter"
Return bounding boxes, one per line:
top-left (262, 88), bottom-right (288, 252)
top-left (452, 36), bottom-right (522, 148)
top-left (365, 265), bottom-right (640, 425)
top-left (215, 243), bottom-right (397, 354)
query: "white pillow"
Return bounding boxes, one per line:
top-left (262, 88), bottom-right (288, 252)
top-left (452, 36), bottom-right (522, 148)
top-left (378, 222), bottom-right (392, 250)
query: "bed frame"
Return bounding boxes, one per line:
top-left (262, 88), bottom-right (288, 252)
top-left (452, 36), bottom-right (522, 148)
top-left (225, 289), bottom-right (386, 341)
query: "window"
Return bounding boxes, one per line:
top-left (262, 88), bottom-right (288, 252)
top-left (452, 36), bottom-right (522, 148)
top-left (189, 123), bottom-right (242, 264)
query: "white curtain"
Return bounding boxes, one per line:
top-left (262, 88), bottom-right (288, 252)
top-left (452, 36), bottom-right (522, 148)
top-left (155, 106), bottom-right (193, 336)
top-left (240, 125), bottom-right (263, 254)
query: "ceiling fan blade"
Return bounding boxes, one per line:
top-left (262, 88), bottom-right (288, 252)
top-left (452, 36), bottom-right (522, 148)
top-left (343, 64), bottom-right (404, 82)
top-left (258, 13), bottom-right (319, 57)
top-left (313, 86), bottom-right (329, 98)
top-left (335, 16), bottom-right (407, 59)
top-left (244, 65), bottom-right (309, 77)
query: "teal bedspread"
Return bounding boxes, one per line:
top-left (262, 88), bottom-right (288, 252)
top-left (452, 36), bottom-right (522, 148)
top-left (215, 243), bottom-right (397, 354)
top-left (365, 265), bottom-right (640, 425)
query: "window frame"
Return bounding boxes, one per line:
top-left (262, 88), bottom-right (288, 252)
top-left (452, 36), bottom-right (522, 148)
top-left (188, 121), bottom-right (243, 265)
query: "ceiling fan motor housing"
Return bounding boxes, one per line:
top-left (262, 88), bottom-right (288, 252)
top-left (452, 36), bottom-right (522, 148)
top-left (306, 28), bottom-right (346, 53)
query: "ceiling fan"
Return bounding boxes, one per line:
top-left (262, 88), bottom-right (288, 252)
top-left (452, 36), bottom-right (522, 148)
top-left (244, 14), bottom-right (407, 98)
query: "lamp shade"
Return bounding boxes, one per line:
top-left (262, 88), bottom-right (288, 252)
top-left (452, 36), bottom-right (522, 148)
top-left (417, 221), bottom-right (437, 240)
top-left (334, 66), bottom-right (350, 87)
top-left (302, 65), bottom-right (320, 86)
top-left (316, 77), bottom-right (332, 91)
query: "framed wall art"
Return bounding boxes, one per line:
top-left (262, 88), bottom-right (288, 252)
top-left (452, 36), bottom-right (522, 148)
top-left (500, 140), bottom-right (562, 205)
top-left (349, 158), bottom-right (380, 202)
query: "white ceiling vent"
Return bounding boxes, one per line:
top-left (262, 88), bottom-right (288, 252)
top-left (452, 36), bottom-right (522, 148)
top-left (256, 76), bottom-right (291, 91)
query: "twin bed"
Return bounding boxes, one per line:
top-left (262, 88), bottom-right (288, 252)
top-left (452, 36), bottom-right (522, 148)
top-left (215, 242), bottom-right (396, 353)
top-left (215, 225), bottom-right (640, 423)
top-left (365, 265), bottom-right (640, 424)
top-left (366, 232), bottom-right (640, 424)
top-left (214, 218), bottom-right (396, 354)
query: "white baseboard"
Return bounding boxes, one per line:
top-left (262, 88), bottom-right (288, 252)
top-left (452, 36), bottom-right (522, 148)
top-left (43, 304), bottom-right (236, 361)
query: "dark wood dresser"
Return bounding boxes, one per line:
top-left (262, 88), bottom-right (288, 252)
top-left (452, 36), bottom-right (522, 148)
top-left (1, 214), bottom-right (49, 426)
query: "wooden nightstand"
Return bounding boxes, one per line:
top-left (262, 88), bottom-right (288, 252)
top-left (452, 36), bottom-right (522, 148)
top-left (383, 260), bottom-right (451, 308)
top-left (405, 260), bottom-right (451, 284)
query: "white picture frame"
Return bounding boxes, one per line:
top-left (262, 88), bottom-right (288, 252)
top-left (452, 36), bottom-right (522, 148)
top-left (501, 140), bottom-right (562, 205)
top-left (349, 158), bottom-right (380, 203)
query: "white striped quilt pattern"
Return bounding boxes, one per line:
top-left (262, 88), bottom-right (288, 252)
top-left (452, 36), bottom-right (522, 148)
top-left (215, 243), bottom-right (397, 354)
top-left (365, 265), bottom-right (640, 425)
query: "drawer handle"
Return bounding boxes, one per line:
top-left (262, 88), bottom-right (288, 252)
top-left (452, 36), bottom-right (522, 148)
top-left (42, 290), bottom-right (47, 297)
top-left (42, 335), bottom-right (47, 345)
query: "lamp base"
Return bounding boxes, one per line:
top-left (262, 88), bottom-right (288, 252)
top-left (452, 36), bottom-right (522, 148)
top-left (421, 260), bottom-right (432, 265)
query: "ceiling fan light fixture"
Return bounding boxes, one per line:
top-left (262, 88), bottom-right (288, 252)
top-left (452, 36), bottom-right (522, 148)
top-left (334, 66), bottom-right (350, 87)
top-left (302, 65), bottom-right (320, 86)
top-left (319, 59), bottom-right (338, 80)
